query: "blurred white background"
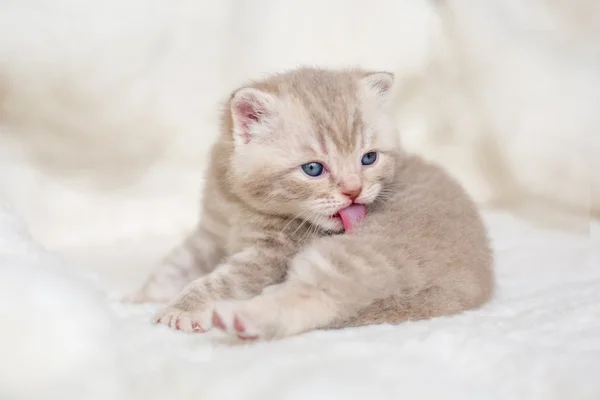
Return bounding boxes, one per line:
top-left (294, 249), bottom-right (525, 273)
top-left (0, 0), bottom-right (597, 249)
top-left (0, 1), bottom-right (598, 399)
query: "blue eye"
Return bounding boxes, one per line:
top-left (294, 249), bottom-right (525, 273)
top-left (361, 151), bottom-right (377, 165)
top-left (301, 162), bottom-right (324, 177)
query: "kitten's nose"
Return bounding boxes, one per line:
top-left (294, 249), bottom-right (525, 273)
top-left (339, 174), bottom-right (362, 201)
top-left (342, 188), bottom-right (362, 201)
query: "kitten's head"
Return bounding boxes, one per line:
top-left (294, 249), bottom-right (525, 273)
top-left (225, 68), bottom-right (399, 232)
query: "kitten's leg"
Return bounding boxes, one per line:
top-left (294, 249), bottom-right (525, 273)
top-left (212, 235), bottom-right (490, 340)
top-left (210, 239), bottom-right (391, 339)
top-left (124, 224), bottom-right (225, 303)
top-left (152, 244), bottom-right (288, 333)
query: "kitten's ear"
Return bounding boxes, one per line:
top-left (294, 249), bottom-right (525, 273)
top-left (360, 72), bottom-right (395, 106)
top-left (230, 87), bottom-right (279, 145)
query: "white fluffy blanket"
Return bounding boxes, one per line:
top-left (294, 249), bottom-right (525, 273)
top-left (0, 0), bottom-right (598, 399)
top-left (1, 204), bottom-right (598, 399)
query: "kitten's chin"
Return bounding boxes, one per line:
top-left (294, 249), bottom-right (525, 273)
top-left (311, 215), bottom-right (345, 233)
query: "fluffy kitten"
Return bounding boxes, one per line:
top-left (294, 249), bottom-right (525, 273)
top-left (127, 68), bottom-right (494, 340)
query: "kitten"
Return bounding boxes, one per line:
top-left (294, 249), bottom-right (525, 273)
top-left (127, 67), bottom-right (494, 340)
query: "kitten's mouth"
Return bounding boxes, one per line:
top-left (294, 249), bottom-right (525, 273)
top-left (330, 203), bottom-right (366, 232)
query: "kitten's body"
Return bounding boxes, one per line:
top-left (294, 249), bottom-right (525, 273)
top-left (129, 68), bottom-right (493, 339)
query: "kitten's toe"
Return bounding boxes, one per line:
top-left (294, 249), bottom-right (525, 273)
top-left (153, 307), bottom-right (212, 333)
top-left (232, 315), bottom-right (260, 341)
top-left (152, 307), bottom-right (177, 325)
top-left (211, 310), bottom-right (227, 330)
top-left (212, 301), bottom-right (274, 340)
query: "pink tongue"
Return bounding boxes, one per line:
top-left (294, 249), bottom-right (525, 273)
top-left (338, 204), bottom-right (366, 232)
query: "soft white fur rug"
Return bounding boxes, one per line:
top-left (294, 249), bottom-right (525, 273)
top-left (1, 204), bottom-right (598, 399)
top-left (0, 0), bottom-right (598, 399)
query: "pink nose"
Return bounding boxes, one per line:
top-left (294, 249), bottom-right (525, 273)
top-left (342, 188), bottom-right (362, 201)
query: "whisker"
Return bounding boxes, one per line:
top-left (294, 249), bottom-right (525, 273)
top-left (291, 209), bottom-right (317, 239)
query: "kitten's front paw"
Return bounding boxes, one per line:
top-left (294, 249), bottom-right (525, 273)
top-left (153, 306), bottom-right (213, 333)
top-left (212, 300), bottom-right (278, 341)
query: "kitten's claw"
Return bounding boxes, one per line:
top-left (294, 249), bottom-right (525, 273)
top-left (153, 307), bottom-right (212, 333)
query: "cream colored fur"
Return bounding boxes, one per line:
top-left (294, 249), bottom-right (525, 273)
top-left (130, 68), bottom-right (493, 340)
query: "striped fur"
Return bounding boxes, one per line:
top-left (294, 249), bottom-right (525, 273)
top-left (127, 68), bottom-right (494, 340)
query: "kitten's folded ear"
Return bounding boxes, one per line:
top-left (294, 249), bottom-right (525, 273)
top-left (360, 72), bottom-right (395, 107)
top-left (230, 87), bottom-right (279, 145)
